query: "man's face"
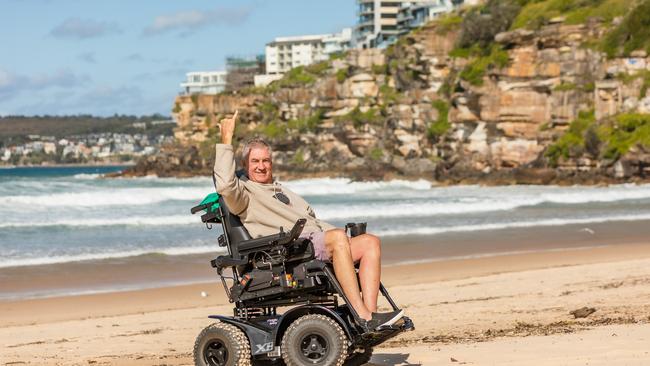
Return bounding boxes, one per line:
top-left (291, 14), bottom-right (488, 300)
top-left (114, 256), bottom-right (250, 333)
top-left (247, 147), bottom-right (273, 184)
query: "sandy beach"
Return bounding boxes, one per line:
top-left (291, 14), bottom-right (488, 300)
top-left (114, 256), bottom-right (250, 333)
top-left (2, 239), bottom-right (650, 365)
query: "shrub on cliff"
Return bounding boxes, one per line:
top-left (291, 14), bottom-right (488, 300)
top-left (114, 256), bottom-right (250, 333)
top-left (600, 113), bottom-right (650, 159)
top-left (428, 100), bottom-right (451, 140)
top-left (337, 107), bottom-right (383, 128)
top-left (546, 111), bottom-right (650, 165)
top-left (459, 45), bottom-right (510, 85)
top-left (458, 0), bottom-right (521, 49)
top-left (512, 0), bottom-right (628, 29)
top-left (601, 0), bottom-right (650, 57)
top-left (267, 65), bottom-right (321, 90)
top-left (545, 110), bottom-right (596, 165)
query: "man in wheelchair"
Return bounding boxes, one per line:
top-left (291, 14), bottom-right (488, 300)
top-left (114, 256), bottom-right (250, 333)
top-left (213, 111), bottom-right (404, 332)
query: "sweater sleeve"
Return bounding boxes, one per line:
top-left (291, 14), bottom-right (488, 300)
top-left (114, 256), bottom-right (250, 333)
top-left (213, 144), bottom-right (249, 215)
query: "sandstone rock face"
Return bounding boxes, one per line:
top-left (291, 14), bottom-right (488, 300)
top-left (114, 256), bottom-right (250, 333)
top-left (342, 73), bottom-right (379, 98)
top-left (136, 18), bottom-right (650, 183)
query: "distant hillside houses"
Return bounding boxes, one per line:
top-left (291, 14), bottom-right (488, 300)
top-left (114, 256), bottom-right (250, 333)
top-left (1, 132), bottom-right (174, 165)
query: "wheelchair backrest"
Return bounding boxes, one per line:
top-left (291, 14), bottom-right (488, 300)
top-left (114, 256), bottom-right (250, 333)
top-left (218, 196), bottom-right (253, 257)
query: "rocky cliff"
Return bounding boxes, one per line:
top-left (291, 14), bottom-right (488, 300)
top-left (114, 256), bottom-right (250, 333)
top-left (124, 2), bottom-right (650, 184)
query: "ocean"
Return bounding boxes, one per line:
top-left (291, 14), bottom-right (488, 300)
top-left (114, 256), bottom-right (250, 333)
top-left (2, 166), bottom-right (650, 270)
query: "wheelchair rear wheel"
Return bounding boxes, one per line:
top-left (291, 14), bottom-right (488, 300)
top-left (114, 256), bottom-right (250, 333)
top-left (281, 314), bottom-right (348, 366)
top-left (194, 322), bottom-right (251, 366)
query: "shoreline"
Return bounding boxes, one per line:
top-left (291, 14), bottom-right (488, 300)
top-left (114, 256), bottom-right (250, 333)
top-left (3, 219), bottom-right (650, 301)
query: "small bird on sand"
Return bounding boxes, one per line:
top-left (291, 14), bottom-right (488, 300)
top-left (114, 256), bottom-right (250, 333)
top-left (580, 228), bottom-right (595, 234)
top-left (570, 307), bottom-right (596, 318)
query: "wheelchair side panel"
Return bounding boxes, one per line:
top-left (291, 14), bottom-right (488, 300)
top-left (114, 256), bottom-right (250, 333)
top-left (208, 315), bottom-right (275, 356)
top-left (271, 305), bottom-right (354, 345)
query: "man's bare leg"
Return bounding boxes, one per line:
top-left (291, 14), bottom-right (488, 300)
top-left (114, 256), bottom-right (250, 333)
top-left (325, 229), bottom-right (372, 320)
top-left (350, 233), bottom-right (381, 312)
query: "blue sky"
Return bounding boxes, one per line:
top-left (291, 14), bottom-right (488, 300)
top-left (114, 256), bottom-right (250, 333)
top-left (0, 0), bottom-right (355, 117)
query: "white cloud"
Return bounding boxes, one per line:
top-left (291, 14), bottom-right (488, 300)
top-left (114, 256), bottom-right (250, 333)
top-left (50, 18), bottom-right (121, 40)
top-left (143, 6), bottom-right (252, 36)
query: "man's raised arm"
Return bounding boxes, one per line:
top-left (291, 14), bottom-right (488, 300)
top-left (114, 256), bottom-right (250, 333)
top-left (213, 110), bottom-right (249, 215)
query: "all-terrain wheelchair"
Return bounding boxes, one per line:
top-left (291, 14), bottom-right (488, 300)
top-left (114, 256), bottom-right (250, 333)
top-left (191, 193), bottom-right (414, 366)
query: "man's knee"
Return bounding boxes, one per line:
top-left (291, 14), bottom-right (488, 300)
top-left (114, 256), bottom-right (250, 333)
top-left (325, 228), bottom-right (349, 253)
top-left (364, 233), bottom-right (381, 257)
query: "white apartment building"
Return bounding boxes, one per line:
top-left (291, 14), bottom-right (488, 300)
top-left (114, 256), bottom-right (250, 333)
top-left (356, 0), bottom-right (476, 48)
top-left (265, 34), bottom-right (329, 76)
top-left (180, 71), bottom-right (227, 95)
top-left (264, 28), bottom-right (353, 75)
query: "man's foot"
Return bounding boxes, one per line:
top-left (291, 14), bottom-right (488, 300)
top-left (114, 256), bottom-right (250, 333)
top-left (359, 309), bottom-right (404, 332)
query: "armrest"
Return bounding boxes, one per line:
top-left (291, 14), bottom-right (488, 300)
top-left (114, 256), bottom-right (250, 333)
top-left (211, 255), bottom-right (248, 269)
top-left (238, 219), bottom-right (307, 252)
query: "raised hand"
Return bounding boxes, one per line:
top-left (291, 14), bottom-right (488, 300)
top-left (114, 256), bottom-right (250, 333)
top-left (219, 110), bottom-right (238, 145)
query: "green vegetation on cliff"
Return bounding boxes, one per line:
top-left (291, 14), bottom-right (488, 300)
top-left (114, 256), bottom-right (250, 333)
top-left (428, 100), bottom-right (451, 139)
top-left (337, 107), bottom-right (383, 128)
top-left (458, 45), bottom-right (510, 86)
top-left (546, 111), bottom-right (650, 164)
top-left (601, 0), bottom-right (650, 57)
top-left (255, 110), bottom-right (324, 139)
top-left (512, 0), bottom-right (628, 29)
top-left (600, 113), bottom-right (650, 159)
top-left (452, 0), bottom-right (517, 85)
top-left (545, 110), bottom-right (596, 165)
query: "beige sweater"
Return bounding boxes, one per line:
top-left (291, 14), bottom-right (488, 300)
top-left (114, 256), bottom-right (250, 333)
top-left (212, 144), bottom-right (335, 238)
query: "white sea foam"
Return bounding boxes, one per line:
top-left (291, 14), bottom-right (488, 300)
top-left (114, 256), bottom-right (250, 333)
top-left (0, 245), bottom-right (225, 268)
top-left (313, 198), bottom-right (534, 220)
top-left (73, 173), bottom-right (102, 180)
top-left (0, 187), bottom-right (211, 207)
top-left (0, 215), bottom-right (201, 228)
top-left (284, 178), bottom-right (432, 196)
top-left (374, 213), bottom-right (650, 236)
top-left (537, 185), bottom-right (650, 204)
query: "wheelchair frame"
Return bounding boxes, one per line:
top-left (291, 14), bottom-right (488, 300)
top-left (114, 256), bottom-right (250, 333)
top-left (191, 194), bottom-right (414, 365)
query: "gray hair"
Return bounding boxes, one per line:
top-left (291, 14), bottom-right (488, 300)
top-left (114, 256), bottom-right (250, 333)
top-left (241, 137), bottom-right (272, 167)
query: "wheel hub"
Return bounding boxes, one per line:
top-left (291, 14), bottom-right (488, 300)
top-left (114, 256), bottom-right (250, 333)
top-left (205, 340), bottom-right (229, 366)
top-left (300, 333), bottom-right (328, 362)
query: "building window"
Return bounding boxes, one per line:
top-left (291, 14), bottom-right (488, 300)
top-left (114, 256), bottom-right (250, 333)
top-left (381, 13), bottom-right (397, 18)
top-left (380, 2), bottom-right (400, 6)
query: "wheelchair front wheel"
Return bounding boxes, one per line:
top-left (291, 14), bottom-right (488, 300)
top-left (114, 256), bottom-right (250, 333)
top-left (281, 314), bottom-right (348, 366)
top-left (193, 322), bottom-right (251, 366)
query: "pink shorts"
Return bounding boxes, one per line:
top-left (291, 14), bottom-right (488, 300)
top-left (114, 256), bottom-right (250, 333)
top-left (299, 231), bottom-right (329, 261)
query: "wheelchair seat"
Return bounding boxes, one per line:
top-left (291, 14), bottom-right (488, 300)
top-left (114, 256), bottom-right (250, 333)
top-left (201, 197), bottom-right (331, 307)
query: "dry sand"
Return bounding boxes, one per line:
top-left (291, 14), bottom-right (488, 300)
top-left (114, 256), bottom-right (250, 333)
top-left (2, 243), bottom-right (650, 365)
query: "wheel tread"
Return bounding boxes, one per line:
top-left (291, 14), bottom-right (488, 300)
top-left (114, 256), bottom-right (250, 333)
top-left (193, 321), bottom-right (252, 366)
top-left (281, 314), bottom-right (348, 366)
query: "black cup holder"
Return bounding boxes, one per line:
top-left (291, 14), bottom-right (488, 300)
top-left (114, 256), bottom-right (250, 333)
top-left (345, 222), bottom-right (367, 237)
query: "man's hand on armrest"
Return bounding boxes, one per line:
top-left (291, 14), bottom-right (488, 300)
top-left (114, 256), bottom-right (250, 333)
top-left (219, 110), bottom-right (238, 145)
